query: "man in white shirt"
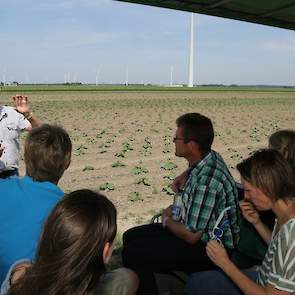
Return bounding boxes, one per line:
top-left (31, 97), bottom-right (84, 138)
top-left (0, 95), bottom-right (41, 178)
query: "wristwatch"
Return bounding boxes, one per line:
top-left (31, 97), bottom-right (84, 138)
top-left (23, 112), bottom-right (33, 120)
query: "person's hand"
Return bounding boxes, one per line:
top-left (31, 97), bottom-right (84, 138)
top-left (206, 240), bottom-right (230, 269)
top-left (162, 205), bottom-right (173, 220)
top-left (10, 261), bottom-right (32, 284)
top-left (13, 95), bottom-right (31, 115)
top-left (171, 171), bottom-right (187, 193)
top-left (239, 201), bottom-right (260, 225)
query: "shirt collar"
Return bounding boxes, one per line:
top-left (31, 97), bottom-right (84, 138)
top-left (22, 175), bottom-right (64, 195)
top-left (190, 150), bottom-right (213, 174)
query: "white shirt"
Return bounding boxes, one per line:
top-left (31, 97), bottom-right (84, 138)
top-left (0, 106), bottom-right (30, 172)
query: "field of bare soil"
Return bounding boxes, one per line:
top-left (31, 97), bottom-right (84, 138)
top-left (1, 90), bottom-right (294, 240)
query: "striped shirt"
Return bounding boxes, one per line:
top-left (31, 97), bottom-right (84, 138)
top-left (257, 218), bottom-right (295, 293)
top-left (180, 150), bottom-right (240, 249)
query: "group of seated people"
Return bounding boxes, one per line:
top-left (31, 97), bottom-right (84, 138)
top-left (0, 96), bottom-right (294, 295)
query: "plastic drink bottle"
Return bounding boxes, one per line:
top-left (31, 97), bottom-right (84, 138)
top-left (172, 192), bottom-right (182, 221)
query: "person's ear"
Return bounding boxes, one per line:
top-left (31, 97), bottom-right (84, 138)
top-left (102, 242), bottom-right (114, 264)
top-left (188, 140), bottom-right (199, 152)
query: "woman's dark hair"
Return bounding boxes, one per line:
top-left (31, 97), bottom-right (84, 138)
top-left (7, 189), bottom-right (117, 295)
top-left (269, 129), bottom-right (295, 173)
top-left (176, 113), bottom-right (214, 154)
top-left (237, 149), bottom-right (295, 202)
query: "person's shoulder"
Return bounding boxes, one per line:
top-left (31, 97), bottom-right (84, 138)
top-left (210, 150), bottom-right (227, 165)
top-left (277, 218), bottom-right (295, 246)
top-left (282, 218), bottom-right (295, 234)
top-left (0, 177), bottom-right (18, 187)
top-left (2, 106), bottom-right (16, 113)
top-left (2, 106), bottom-right (22, 119)
top-left (28, 177), bottom-right (64, 200)
top-left (203, 151), bottom-right (230, 174)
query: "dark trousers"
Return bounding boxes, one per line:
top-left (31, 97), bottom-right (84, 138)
top-left (122, 223), bottom-right (219, 295)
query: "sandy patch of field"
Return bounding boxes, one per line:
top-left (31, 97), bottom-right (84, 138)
top-left (1, 90), bottom-right (294, 239)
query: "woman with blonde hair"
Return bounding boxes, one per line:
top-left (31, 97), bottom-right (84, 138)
top-left (187, 149), bottom-right (295, 295)
top-left (269, 129), bottom-right (295, 172)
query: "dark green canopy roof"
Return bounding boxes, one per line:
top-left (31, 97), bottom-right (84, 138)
top-left (115, 0), bottom-right (295, 31)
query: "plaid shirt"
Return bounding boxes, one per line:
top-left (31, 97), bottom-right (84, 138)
top-left (180, 150), bottom-right (240, 249)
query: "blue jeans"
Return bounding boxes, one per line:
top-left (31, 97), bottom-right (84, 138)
top-left (186, 270), bottom-right (258, 295)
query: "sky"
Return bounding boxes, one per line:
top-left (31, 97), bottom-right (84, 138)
top-left (1, 0), bottom-right (295, 85)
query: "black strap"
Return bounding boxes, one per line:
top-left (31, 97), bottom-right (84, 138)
top-left (0, 169), bottom-right (17, 179)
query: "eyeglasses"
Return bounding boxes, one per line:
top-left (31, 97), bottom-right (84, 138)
top-left (173, 137), bottom-right (186, 142)
top-left (173, 137), bottom-right (194, 142)
top-left (210, 206), bottom-right (231, 246)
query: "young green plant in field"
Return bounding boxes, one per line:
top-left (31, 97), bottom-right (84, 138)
top-left (122, 142), bottom-right (133, 152)
top-left (86, 137), bottom-right (97, 144)
top-left (111, 161), bottom-right (126, 168)
top-left (99, 182), bottom-right (115, 191)
top-left (162, 135), bottom-right (172, 154)
top-left (140, 137), bottom-right (152, 156)
top-left (161, 160), bottom-right (177, 171)
top-left (163, 171), bottom-right (177, 181)
top-left (143, 137), bottom-right (152, 149)
top-left (162, 184), bottom-right (174, 195)
top-left (114, 151), bottom-right (126, 158)
top-left (135, 177), bottom-right (151, 186)
top-left (130, 166), bottom-right (149, 175)
top-left (96, 129), bottom-right (106, 139)
top-left (74, 144), bottom-right (88, 156)
top-left (128, 191), bottom-right (143, 202)
top-left (82, 165), bottom-right (94, 171)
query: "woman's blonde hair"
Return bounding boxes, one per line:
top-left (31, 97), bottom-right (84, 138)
top-left (269, 129), bottom-right (295, 173)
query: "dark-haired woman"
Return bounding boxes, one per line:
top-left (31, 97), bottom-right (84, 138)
top-left (1, 190), bottom-right (138, 295)
top-left (186, 149), bottom-right (295, 295)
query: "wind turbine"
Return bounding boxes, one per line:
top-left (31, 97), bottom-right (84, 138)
top-left (95, 68), bottom-right (100, 86)
top-left (188, 13), bottom-right (194, 87)
top-left (170, 65), bottom-right (174, 87)
top-left (125, 65), bottom-right (129, 86)
top-left (2, 67), bottom-right (6, 85)
top-left (73, 72), bottom-right (78, 83)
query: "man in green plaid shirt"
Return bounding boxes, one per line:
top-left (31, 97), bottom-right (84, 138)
top-left (122, 113), bottom-right (240, 295)
top-left (180, 149), bottom-right (240, 249)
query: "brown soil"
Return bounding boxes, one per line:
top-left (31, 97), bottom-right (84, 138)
top-left (1, 90), bottom-right (294, 241)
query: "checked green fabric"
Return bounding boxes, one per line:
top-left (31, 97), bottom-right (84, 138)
top-left (181, 150), bottom-right (240, 249)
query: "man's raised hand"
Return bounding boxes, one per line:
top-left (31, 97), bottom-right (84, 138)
top-left (13, 95), bottom-right (31, 115)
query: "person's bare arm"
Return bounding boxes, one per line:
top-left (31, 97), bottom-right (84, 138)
top-left (206, 241), bottom-right (291, 295)
top-left (222, 260), bottom-right (290, 295)
top-left (13, 95), bottom-right (41, 129)
top-left (166, 218), bottom-right (202, 244)
top-left (162, 207), bottom-right (201, 244)
top-left (240, 201), bottom-right (272, 244)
